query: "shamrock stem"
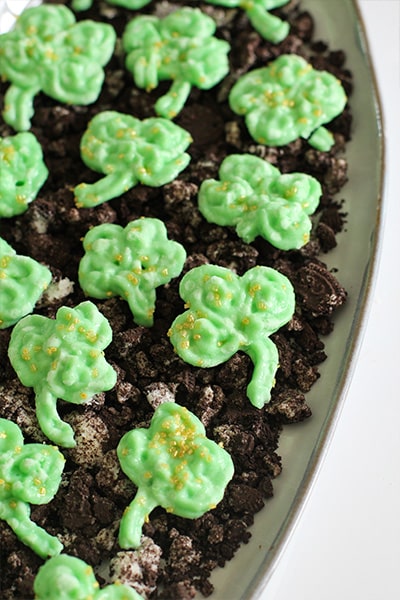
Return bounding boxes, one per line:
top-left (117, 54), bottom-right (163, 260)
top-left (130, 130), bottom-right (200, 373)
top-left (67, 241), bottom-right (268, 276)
top-left (35, 387), bottom-right (76, 448)
top-left (155, 79), bottom-right (192, 119)
top-left (74, 171), bottom-right (137, 208)
top-left (308, 126), bottom-right (335, 152)
top-left (71, 0), bottom-right (92, 10)
top-left (119, 488), bottom-right (157, 549)
top-left (3, 85), bottom-right (37, 132)
top-left (245, 337), bottom-right (279, 408)
top-left (115, 278), bottom-right (156, 327)
top-left (5, 500), bottom-right (63, 558)
top-left (245, 4), bottom-right (290, 44)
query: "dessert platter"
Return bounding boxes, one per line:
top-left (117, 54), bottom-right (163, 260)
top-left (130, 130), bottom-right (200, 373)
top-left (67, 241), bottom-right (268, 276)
top-left (0, 0), bottom-right (382, 598)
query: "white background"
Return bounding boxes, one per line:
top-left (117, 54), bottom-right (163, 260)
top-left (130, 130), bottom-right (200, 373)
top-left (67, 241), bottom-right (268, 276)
top-left (265, 1), bottom-right (400, 599)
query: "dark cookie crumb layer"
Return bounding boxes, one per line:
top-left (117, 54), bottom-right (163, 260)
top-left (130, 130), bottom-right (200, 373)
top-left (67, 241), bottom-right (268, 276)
top-left (0, 0), bottom-right (350, 598)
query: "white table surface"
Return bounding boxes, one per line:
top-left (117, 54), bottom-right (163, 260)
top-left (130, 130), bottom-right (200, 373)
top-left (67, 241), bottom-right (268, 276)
top-left (263, 2), bottom-right (400, 599)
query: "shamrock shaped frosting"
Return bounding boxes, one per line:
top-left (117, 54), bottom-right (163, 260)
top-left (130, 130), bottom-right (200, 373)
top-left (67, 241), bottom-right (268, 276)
top-left (0, 238), bottom-right (52, 329)
top-left (169, 264), bottom-right (295, 408)
top-left (204, 0), bottom-right (290, 43)
top-left (74, 111), bottom-right (192, 208)
top-left (117, 402), bottom-right (234, 549)
top-left (8, 301), bottom-right (117, 448)
top-left (73, 0), bottom-right (151, 10)
top-left (229, 54), bottom-right (347, 151)
top-left (0, 132), bottom-right (48, 218)
top-left (79, 218), bottom-right (187, 326)
top-left (34, 554), bottom-right (143, 600)
top-left (198, 153), bottom-right (322, 250)
top-left (0, 418), bottom-right (64, 558)
top-left (122, 7), bottom-right (230, 118)
top-left (0, 4), bottom-right (116, 131)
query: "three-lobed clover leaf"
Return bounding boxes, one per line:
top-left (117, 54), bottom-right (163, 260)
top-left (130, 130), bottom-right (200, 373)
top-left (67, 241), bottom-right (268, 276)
top-left (117, 402), bottom-right (234, 549)
top-left (229, 54), bottom-right (347, 151)
top-left (73, 0), bottom-right (151, 10)
top-left (122, 7), bottom-right (230, 119)
top-left (0, 237), bottom-right (52, 329)
top-left (0, 4), bottom-right (116, 131)
top-left (204, 0), bottom-right (290, 43)
top-left (8, 301), bottom-right (117, 448)
top-left (0, 132), bottom-right (48, 218)
top-left (198, 153), bottom-right (322, 250)
top-left (0, 417), bottom-right (65, 558)
top-left (74, 111), bottom-right (192, 208)
top-left (79, 218), bottom-right (187, 327)
top-left (168, 264), bottom-right (295, 408)
top-left (34, 554), bottom-right (143, 600)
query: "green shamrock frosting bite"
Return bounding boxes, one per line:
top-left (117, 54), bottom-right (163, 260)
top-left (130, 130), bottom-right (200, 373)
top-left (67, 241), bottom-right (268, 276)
top-left (169, 264), bottom-right (295, 408)
top-left (8, 301), bottom-right (117, 448)
top-left (198, 154), bottom-right (322, 250)
top-left (74, 111), bottom-right (191, 208)
top-left (73, 0), bottom-right (151, 10)
top-left (0, 418), bottom-right (64, 558)
top-left (229, 54), bottom-right (347, 151)
top-left (79, 218), bottom-right (186, 326)
top-left (122, 7), bottom-right (230, 118)
top-left (204, 0), bottom-right (290, 43)
top-left (117, 402), bottom-right (234, 549)
top-left (0, 132), bottom-right (48, 218)
top-left (34, 554), bottom-right (143, 600)
top-left (0, 238), bottom-right (52, 329)
top-left (0, 4), bottom-right (116, 131)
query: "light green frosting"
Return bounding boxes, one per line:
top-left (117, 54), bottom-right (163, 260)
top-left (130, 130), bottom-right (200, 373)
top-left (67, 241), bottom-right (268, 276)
top-left (79, 218), bottom-right (186, 327)
top-left (168, 264), bottom-right (295, 408)
top-left (34, 554), bottom-right (143, 600)
top-left (72, 0), bottom-right (151, 10)
top-left (0, 418), bottom-right (64, 557)
top-left (0, 238), bottom-right (52, 329)
top-left (198, 153), bottom-right (322, 250)
top-left (205, 0), bottom-right (290, 43)
top-left (8, 301), bottom-right (117, 448)
top-left (117, 402), bottom-right (234, 549)
top-left (229, 54), bottom-right (347, 150)
top-left (0, 4), bottom-right (116, 131)
top-left (122, 7), bottom-right (230, 118)
top-left (0, 132), bottom-right (48, 217)
top-left (74, 111), bottom-right (191, 208)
